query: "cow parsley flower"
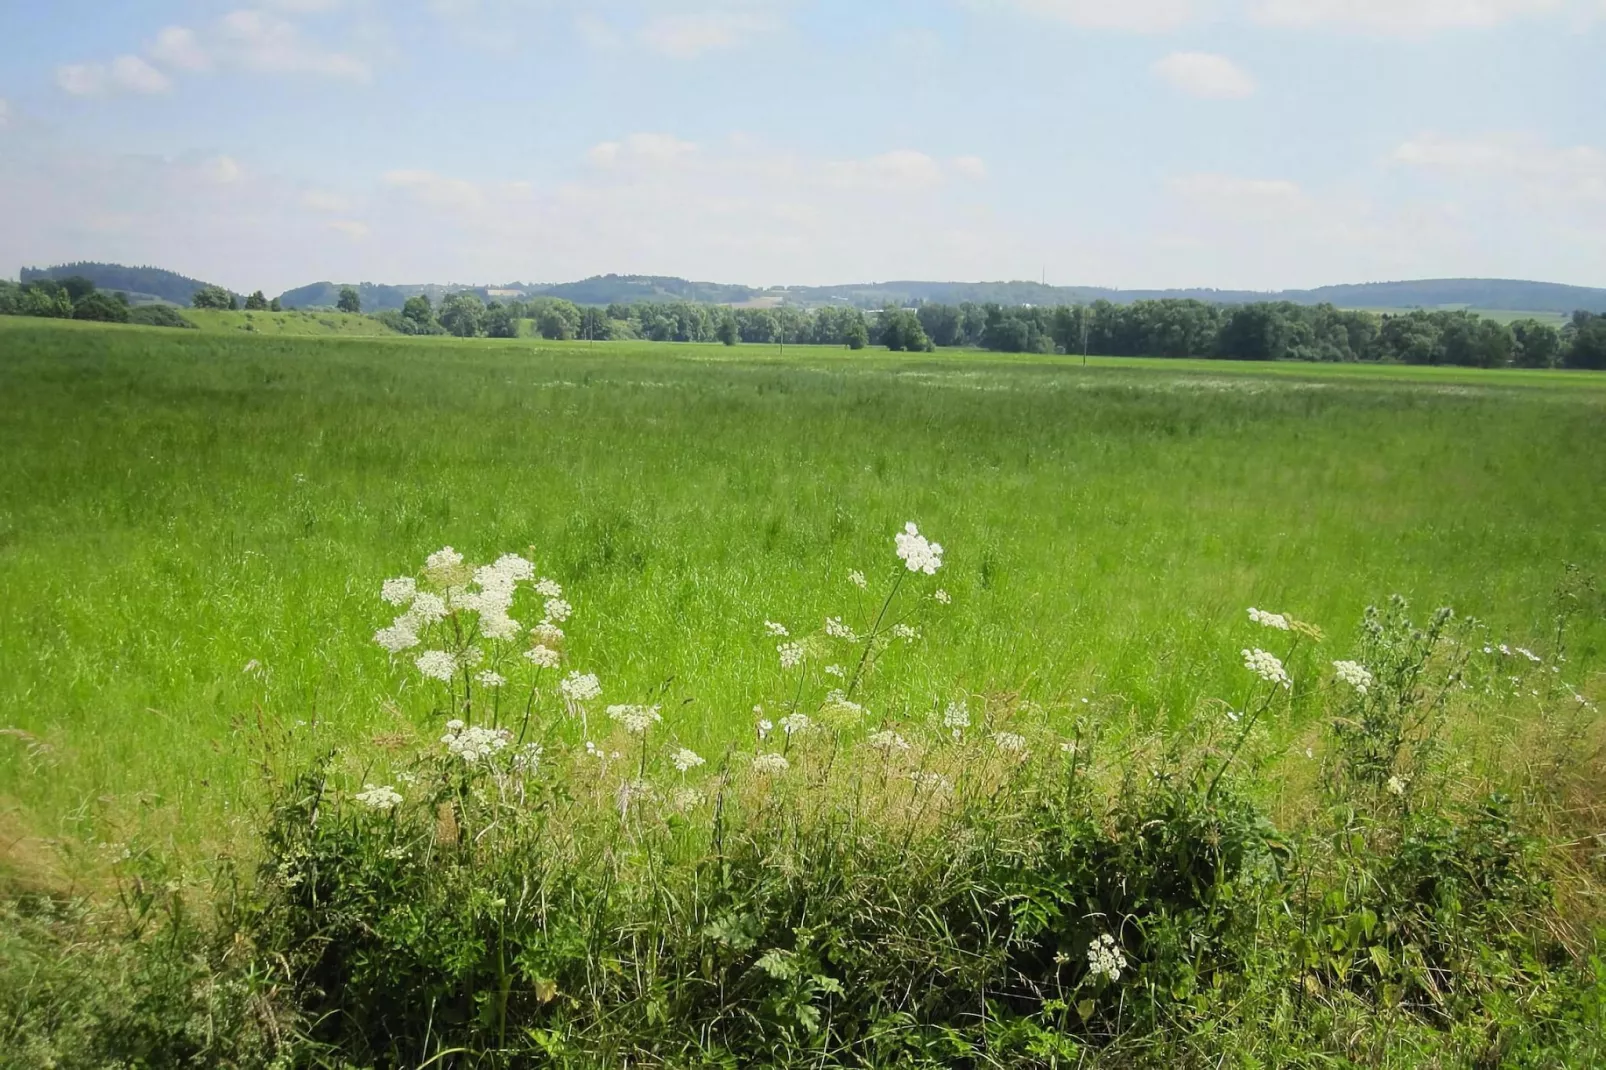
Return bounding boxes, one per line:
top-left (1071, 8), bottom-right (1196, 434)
top-left (524, 645), bottom-right (561, 668)
top-left (848, 570), bottom-right (867, 589)
top-left (672, 748), bottom-right (706, 773)
top-left (381, 577), bottom-right (418, 606)
top-left (993, 731), bottom-right (1028, 754)
top-left (561, 672), bottom-right (602, 702)
top-left (1242, 648), bottom-right (1291, 689)
top-left (481, 614), bottom-right (522, 641)
top-left (441, 723), bottom-right (510, 763)
top-left (757, 718), bottom-right (774, 740)
top-left (426, 546), bottom-right (464, 572)
top-left (890, 624), bottom-right (917, 641)
top-left (780, 713), bottom-right (813, 736)
top-left (493, 554), bottom-right (534, 582)
top-left (513, 743), bottom-right (543, 775)
top-left (777, 642), bottom-right (804, 669)
top-left (415, 650), bottom-right (458, 682)
top-left (867, 730), bottom-right (910, 753)
top-left (1248, 607), bottom-right (1290, 631)
top-left (1086, 934), bottom-right (1127, 982)
top-left (374, 624), bottom-right (420, 654)
top-left (824, 616), bottom-right (855, 640)
top-left (1515, 646), bottom-right (1542, 663)
top-left (607, 704), bottom-right (662, 735)
top-left (534, 578), bottom-right (563, 599)
top-left (933, 589), bottom-right (951, 605)
top-left (894, 522), bottom-right (944, 575)
top-left (1386, 774), bottom-right (1409, 796)
top-left (543, 598), bottom-right (573, 624)
top-left (1332, 660), bottom-right (1373, 694)
top-left (764, 620), bottom-right (789, 637)
top-left (752, 752), bottom-right (790, 775)
top-left (532, 622), bottom-right (564, 645)
top-left (819, 691), bottom-right (865, 729)
top-left (824, 664), bottom-right (845, 678)
top-left (942, 702), bottom-right (970, 739)
top-left (354, 784), bottom-right (402, 812)
top-left (475, 670), bottom-right (506, 689)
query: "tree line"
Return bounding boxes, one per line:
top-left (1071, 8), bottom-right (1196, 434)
top-left (0, 276), bottom-right (194, 328)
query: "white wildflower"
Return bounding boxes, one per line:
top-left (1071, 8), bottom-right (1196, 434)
top-left (524, 645), bottom-right (561, 668)
top-left (441, 723), bottom-right (510, 763)
top-left (561, 672), bottom-right (602, 702)
top-left (1386, 774), bottom-right (1409, 796)
top-left (446, 718), bottom-right (465, 731)
top-left (764, 620), bottom-right (790, 637)
top-left (993, 731), bottom-right (1029, 754)
top-left (825, 616), bottom-right (856, 640)
top-left (534, 578), bottom-right (563, 599)
top-left (374, 624), bottom-right (420, 654)
top-left (867, 730), bottom-right (910, 753)
top-left (475, 670), bottom-right (506, 689)
top-left (848, 570), bottom-right (867, 589)
top-left (513, 743), bottom-right (543, 774)
top-left (1515, 646), bottom-right (1541, 663)
top-left (425, 546), bottom-right (464, 572)
top-left (607, 704), bottom-right (662, 735)
top-left (532, 622), bottom-right (564, 645)
top-left (909, 771), bottom-right (953, 793)
top-left (1499, 644), bottom-right (1512, 656)
top-left (1247, 607), bottom-right (1290, 631)
top-left (672, 748), bottom-right (706, 773)
top-left (942, 701), bottom-right (970, 739)
top-left (752, 752), bottom-right (790, 775)
top-left (670, 786), bottom-right (704, 812)
top-left (493, 554), bottom-right (535, 582)
top-left (890, 624), bottom-right (917, 641)
top-left (381, 577), bottom-right (418, 606)
top-left (824, 664), bottom-right (845, 678)
top-left (1242, 648), bottom-right (1291, 689)
top-left (415, 650), bottom-right (458, 682)
top-left (777, 642), bottom-right (804, 669)
top-left (894, 522), bottom-right (944, 575)
top-left (543, 598), bottom-right (572, 624)
top-left (480, 614), bottom-right (522, 641)
top-left (1332, 660), bottom-right (1373, 694)
top-left (1086, 934), bottom-right (1127, 983)
top-left (406, 591), bottom-right (449, 625)
top-left (934, 589), bottom-right (951, 605)
top-left (354, 784), bottom-right (402, 812)
top-left (757, 718), bottom-right (774, 740)
top-left (780, 713), bottom-right (813, 737)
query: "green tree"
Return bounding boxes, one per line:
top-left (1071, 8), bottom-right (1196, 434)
top-left (439, 293), bottom-right (485, 338)
top-left (71, 291), bottom-right (130, 323)
top-left (483, 303), bottom-right (518, 339)
top-left (879, 309), bottom-right (932, 352)
top-left (192, 285), bottom-right (232, 310)
top-left (715, 312), bottom-right (739, 346)
top-left (58, 276), bottom-right (99, 303)
top-left (245, 290), bottom-right (269, 311)
top-left (337, 287), bottom-right (361, 314)
top-left (268, 297), bottom-right (282, 312)
top-left (844, 314), bottom-right (868, 351)
top-left (1564, 314), bottom-right (1606, 370)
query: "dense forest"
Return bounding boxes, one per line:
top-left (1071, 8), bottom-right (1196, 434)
top-left (19, 262), bottom-right (234, 307)
top-left (374, 290), bottom-right (1606, 369)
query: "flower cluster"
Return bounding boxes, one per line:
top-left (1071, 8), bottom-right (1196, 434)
top-left (672, 748), bottom-right (706, 773)
top-left (780, 713), bottom-right (812, 737)
top-left (607, 704), bottom-right (662, 735)
top-left (894, 522), bottom-right (944, 575)
top-left (867, 730), bottom-right (911, 753)
top-left (824, 616), bottom-right (856, 640)
top-left (1242, 648), bottom-right (1291, 689)
top-left (993, 731), bottom-right (1028, 754)
top-left (777, 642), bottom-right (805, 669)
top-left (354, 784), bottom-right (403, 812)
top-left (1247, 606), bottom-right (1290, 631)
top-left (561, 672), bottom-right (602, 703)
top-left (752, 752), bottom-right (790, 775)
top-left (1332, 660), bottom-right (1373, 694)
top-left (1086, 934), bottom-right (1127, 982)
top-left (942, 701), bottom-right (969, 739)
top-left (441, 720), bottom-right (511, 763)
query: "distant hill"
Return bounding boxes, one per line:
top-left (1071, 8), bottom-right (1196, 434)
top-left (277, 281), bottom-right (425, 312)
top-left (533, 274), bottom-right (760, 306)
top-left (19, 262), bottom-right (235, 307)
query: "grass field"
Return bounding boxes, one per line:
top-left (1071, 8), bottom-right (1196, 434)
top-left (2, 316), bottom-right (1603, 847)
top-left (183, 308), bottom-right (400, 336)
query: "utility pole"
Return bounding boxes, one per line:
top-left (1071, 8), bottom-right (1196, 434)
top-left (1082, 308), bottom-right (1089, 368)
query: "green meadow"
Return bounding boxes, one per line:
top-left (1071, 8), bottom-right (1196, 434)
top-left (2, 316), bottom-right (1603, 846)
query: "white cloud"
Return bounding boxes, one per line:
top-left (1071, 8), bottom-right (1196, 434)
top-left (217, 9), bottom-right (371, 81)
top-left (1393, 132), bottom-right (1606, 202)
top-left (1152, 52), bottom-right (1256, 99)
top-left (982, 0), bottom-right (1196, 32)
top-left (1252, 0), bottom-right (1570, 32)
top-left (328, 220), bottom-right (370, 238)
top-left (56, 55), bottom-right (173, 96)
top-left (638, 11), bottom-right (778, 57)
top-left (588, 132), bottom-right (699, 168)
top-left (149, 26), bottom-right (213, 72)
top-left (382, 169), bottom-right (488, 212)
top-left (953, 155), bottom-right (989, 180)
top-left (1169, 173), bottom-right (1308, 214)
top-left (823, 150), bottom-right (947, 191)
top-left (201, 156), bottom-right (245, 185)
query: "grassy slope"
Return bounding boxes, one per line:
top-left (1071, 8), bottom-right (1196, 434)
top-left (1, 317), bottom-right (1603, 842)
top-left (184, 308), bottom-right (399, 336)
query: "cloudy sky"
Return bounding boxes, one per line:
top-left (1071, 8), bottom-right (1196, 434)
top-left (0, 0), bottom-right (1601, 293)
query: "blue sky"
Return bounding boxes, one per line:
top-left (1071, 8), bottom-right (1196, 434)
top-left (0, 0), bottom-right (1601, 293)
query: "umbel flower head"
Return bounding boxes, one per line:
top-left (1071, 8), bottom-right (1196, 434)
top-left (1242, 648), bottom-right (1291, 689)
top-left (894, 522), bottom-right (944, 575)
top-left (561, 672), bottom-right (602, 702)
top-left (607, 704), bottom-right (662, 735)
top-left (1086, 934), bottom-right (1127, 982)
top-left (1332, 660), bottom-right (1373, 694)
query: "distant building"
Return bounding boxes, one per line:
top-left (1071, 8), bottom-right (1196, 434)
top-left (486, 288), bottom-right (526, 299)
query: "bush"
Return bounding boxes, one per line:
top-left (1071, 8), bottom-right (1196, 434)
top-left (128, 304), bottom-right (198, 329)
